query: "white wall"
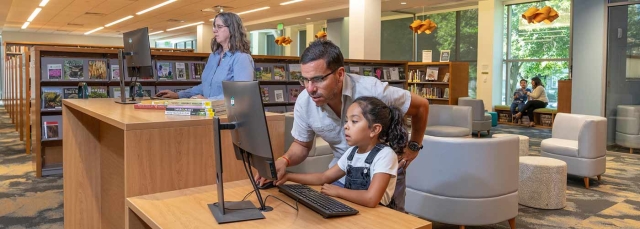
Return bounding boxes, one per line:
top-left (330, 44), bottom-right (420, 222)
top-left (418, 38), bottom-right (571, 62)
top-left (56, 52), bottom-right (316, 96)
top-left (571, 0), bottom-right (606, 116)
top-left (476, 0), bottom-right (504, 109)
top-left (2, 31), bottom-right (124, 46)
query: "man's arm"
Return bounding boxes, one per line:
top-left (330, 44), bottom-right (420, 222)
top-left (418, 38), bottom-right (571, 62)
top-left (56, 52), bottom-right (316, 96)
top-left (402, 93), bottom-right (429, 167)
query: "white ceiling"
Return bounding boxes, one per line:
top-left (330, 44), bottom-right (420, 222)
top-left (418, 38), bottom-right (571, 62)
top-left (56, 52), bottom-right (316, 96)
top-left (0, 0), bottom-right (480, 40)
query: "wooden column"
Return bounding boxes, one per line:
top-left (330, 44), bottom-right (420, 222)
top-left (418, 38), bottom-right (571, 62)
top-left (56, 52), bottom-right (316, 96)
top-left (557, 80), bottom-right (572, 113)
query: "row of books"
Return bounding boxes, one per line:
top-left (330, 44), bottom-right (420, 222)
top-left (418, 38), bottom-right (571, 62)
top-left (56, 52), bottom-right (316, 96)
top-left (254, 63), bottom-right (406, 81)
top-left (540, 114), bottom-right (553, 127)
top-left (407, 67), bottom-right (450, 83)
top-left (260, 85), bottom-right (305, 104)
top-left (134, 99), bottom-right (225, 117)
top-left (41, 57), bottom-right (205, 81)
top-left (408, 85), bottom-right (449, 99)
top-left (41, 86), bottom-right (189, 110)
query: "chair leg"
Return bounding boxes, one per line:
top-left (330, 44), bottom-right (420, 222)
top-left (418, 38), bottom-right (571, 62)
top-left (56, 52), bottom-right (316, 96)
top-left (584, 177), bottom-right (590, 189)
top-left (597, 175), bottom-right (601, 181)
top-left (477, 131), bottom-right (480, 137)
top-left (459, 226), bottom-right (465, 229)
top-left (508, 218), bottom-right (516, 229)
top-left (487, 130), bottom-right (491, 135)
top-left (631, 148), bottom-right (634, 154)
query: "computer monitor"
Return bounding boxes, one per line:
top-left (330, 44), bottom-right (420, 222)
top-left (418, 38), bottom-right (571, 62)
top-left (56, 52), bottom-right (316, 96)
top-left (208, 81), bottom-right (277, 224)
top-left (122, 27), bottom-right (153, 79)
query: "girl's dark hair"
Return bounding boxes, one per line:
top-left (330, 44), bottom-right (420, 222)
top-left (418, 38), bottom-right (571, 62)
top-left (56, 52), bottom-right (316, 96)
top-left (531, 76), bottom-right (544, 88)
top-left (211, 12), bottom-right (251, 54)
top-left (353, 96), bottom-right (408, 155)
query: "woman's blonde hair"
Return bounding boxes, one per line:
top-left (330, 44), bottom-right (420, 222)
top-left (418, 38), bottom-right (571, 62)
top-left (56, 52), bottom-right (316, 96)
top-left (211, 12), bottom-right (251, 54)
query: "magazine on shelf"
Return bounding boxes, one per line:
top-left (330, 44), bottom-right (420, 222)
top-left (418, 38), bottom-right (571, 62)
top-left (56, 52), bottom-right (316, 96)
top-left (176, 62), bottom-right (187, 80)
top-left (426, 67), bottom-right (439, 81)
top-left (349, 66), bottom-right (360, 75)
top-left (389, 67), bottom-right (400, 80)
top-left (157, 62), bottom-right (173, 80)
top-left (191, 63), bottom-right (205, 80)
top-left (88, 60), bottom-right (108, 80)
top-left (63, 88), bottom-right (78, 99)
top-left (89, 86), bottom-right (108, 98)
top-left (111, 65), bottom-right (120, 81)
top-left (274, 89), bottom-right (285, 102)
top-left (47, 64), bottom-right (62, 80)
top-left (273, 65), bottom-right (286, 80)
top-left (42, 88), bottom-right (62, 109)
top-left (440, 50), bottom-right (451, 62)
top-left (64, 59), bottom-right (84, 80)
top-left (43, 121), bottom-right (60, 139)
top-left (288, 64), bottom-right (301, 81)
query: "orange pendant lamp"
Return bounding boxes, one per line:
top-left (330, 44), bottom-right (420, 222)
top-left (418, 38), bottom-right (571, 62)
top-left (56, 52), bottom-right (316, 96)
top-left (522, 5), bottom-right (559, 24)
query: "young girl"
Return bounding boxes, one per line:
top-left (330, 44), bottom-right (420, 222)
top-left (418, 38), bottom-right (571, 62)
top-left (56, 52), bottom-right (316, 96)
top-left (276, 96), bottom-right (408, 209)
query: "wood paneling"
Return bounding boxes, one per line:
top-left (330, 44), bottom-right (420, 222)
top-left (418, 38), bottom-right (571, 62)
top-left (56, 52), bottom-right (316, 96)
top-left (557, 80), bottom-right (572, 114)
top-left (126, 180), bottom-right (432, 229)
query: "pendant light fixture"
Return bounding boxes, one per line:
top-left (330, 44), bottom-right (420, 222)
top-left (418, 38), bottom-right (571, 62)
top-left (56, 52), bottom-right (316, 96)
top-left (409, 6), bottom-right (437, 34)
top-left (522, 5), bottom-right (559, 24)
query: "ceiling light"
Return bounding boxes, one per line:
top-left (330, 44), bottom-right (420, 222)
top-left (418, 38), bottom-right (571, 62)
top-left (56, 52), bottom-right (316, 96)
top-left (237, 7), bottom-right (270, 15)
top-left (84, 27), bottom-right (104, 35)
top-left (280, 0), bottom-right (303, 6)
top-left (166, 21), bottom-right (204, 31)
top-left (522, 6), bottom-right (560, 24)
top-left (149, 30), bottom-right (164, 35)
top-left (21, 22), bottom-right (30, 29)
top-left (409, 19), bottom-right (437, 34)
top-left (39, 0), bottom-right (49, 7)
top-left (105, 15), bottom-right (134, 27)
top-left (136, 0), bottom-right (177, 15)
top-left (27, 8), bottom-right (42, 22)
top-left (306, 18), bottom-right (311, 20)
top-left (401, 2), bottom-right (406, 4)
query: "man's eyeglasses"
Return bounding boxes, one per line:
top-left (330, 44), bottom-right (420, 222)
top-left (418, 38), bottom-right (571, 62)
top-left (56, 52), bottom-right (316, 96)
top-left (299, 68), bottom-right (339, 86)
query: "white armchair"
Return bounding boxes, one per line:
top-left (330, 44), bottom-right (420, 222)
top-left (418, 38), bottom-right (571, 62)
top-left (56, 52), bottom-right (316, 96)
top-left (458, 97), bottom-right (492, 137)
top-left (615, 105), bottom-right (640, 154)
top-left (283, 112), bottom-right (333, 173)
top-left (540, 113), bottom-right (607, 189)
top-left (406, 135), bottom-right (519, 228)
top-left (425, 105), bottom-right (472, 137)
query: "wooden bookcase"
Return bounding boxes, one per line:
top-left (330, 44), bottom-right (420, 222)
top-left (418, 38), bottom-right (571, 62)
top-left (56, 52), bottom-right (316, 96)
top-left (407, 62), bottom-right (469, 105)
top-left (2, 45), bottom-right (31, 156)
top-left (26, 47), bottom-right (409, 177)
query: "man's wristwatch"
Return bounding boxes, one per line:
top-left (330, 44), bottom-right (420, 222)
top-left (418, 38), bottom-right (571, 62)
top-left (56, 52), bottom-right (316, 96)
top-left (408, 141), bottom-right (423, 152)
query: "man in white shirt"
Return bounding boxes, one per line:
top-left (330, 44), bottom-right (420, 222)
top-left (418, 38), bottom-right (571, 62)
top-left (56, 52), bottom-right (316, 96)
top-left (257, 39), bottom-right (430, 211)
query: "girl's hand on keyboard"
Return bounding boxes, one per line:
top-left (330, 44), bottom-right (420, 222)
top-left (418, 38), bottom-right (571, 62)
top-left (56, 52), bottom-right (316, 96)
top-left (320, 184), bottom-right (341, 197)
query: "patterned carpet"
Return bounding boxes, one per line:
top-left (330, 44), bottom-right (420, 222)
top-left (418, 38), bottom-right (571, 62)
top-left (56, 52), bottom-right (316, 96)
top-left (0, 107), bottom-right (639, 228)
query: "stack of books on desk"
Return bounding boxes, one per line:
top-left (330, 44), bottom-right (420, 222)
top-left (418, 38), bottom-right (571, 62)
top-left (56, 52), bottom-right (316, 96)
top-left (134, 99), bottom-right (227, 116)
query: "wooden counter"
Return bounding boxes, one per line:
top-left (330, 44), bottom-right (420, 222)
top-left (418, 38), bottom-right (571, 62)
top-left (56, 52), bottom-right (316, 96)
top-left (62, 98), bottom-right (285, 229)
top-left (126, 180), bottom-right (432, 229)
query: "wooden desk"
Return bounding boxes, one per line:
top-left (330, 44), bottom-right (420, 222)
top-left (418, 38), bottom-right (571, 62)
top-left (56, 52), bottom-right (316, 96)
top-left (126, 180), bottom-right (432, 229)
top-left (62, 98), bottom-right (285, 229)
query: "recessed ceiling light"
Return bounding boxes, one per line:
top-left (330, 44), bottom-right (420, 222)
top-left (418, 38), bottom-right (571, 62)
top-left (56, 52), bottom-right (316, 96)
top-left (306, 18), bottom-right (311, 20)
top-left (105, 15), bottom-right (134, 27)
top-left (149, 30), bottom-right (164, 35)
top-left (280, 0), bottom-right (303, 6)
top-left (401, 2), bottom-right (407, 4)
top-left (236, 7), bottom-right (270, 15)
top-left (166, 21), bottom-right (204, 31)
top-left (84, 27), bottom-right (104, 35)
top-left (39, 0), bottom-right (49, 7)
top-left (27, 8), bottom-right (42, 22)
top-left (136, 0), bottom-right (177, 15)
top-left (21, 22), bottom-right (30, 29)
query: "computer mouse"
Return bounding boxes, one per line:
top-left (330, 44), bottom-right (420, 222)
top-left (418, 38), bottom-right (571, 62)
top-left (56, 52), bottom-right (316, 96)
top-left (258, 182), bottom-right (275, 189)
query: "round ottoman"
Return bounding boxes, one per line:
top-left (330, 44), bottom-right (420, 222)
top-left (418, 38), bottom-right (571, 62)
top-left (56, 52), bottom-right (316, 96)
top-left (492, 134), bottom-right (530, 156)
top-left (519, 156), bottom-right (567, 209)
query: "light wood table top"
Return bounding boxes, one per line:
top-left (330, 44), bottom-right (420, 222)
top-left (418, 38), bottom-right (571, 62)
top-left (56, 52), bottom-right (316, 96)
top-left (62, 98), bottom-right (283, 131)
top-left (126, 180), bottom-right (432, 229)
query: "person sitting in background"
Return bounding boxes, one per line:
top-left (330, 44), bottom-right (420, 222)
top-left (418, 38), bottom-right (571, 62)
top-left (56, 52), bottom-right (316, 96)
top-left (511, 79), bottom-right (532, 124)
top-left (514, 76), bottom-right (548, 127)
top-left (155, 12), bottom-right (254, 100)
top-left (276, 96), bottom-right (407, 210)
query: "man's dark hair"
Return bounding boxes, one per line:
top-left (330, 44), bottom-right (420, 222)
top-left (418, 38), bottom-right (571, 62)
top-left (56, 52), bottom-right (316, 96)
top-left (300, 39), bottom-right (344, 71)
top-left (520, 79), bottom-right (527, 83)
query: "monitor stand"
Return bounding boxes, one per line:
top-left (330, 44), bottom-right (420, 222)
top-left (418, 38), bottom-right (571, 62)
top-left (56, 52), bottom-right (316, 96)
top-left (208, 117), bottom-right (271, 224)
top-left (115, 49), bottom-right (139, 104)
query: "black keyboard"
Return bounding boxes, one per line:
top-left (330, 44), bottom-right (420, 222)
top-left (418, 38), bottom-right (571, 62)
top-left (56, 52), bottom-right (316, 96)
top-left (278, 184), bottom-right (359, 218)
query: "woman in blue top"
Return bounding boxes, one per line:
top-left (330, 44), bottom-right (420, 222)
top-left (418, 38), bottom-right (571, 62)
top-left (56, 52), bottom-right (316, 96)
top-left (155, 12), bottom-right (254, 99)
top-left (511, 79), bottom-right (531, 123)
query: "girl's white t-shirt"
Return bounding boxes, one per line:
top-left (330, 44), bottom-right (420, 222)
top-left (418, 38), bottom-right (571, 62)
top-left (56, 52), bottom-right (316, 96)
top-left (336, 146), bottom-right (398, 205)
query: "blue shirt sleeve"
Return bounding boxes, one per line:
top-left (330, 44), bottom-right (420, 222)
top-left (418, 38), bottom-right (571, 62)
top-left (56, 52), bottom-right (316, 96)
top-left (232, 54), bottom-right (255, 81)
top-left (178, 83), bottom-right (203, 98)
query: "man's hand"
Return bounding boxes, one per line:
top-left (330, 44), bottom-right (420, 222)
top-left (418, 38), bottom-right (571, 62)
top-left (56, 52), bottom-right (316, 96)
top-left (190, 95), bottom-right (205, 99)
top-left (255, 156), bottom-right (288, 186)
top-left (155, 90), bottom-right (179, 99)
top-left (320, 184), bottom-right (342, 197)
top-left (400, 148), bottom-right (419, 169)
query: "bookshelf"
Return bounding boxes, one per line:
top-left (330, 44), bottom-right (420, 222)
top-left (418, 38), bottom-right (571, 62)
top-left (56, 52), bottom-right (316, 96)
top-left (406, 62), bottom-right (469, 105)
top-left (2, 45), bottom-right (31, 157)
top-left (24, 46), bottom-right (409, 177)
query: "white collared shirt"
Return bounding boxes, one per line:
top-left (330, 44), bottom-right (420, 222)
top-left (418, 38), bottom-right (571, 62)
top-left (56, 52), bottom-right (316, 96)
top-left (291, 73), bottom-right (411, 176)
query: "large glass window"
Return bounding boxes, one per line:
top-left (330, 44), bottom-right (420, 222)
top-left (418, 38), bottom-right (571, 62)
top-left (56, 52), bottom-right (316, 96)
top-left (503, 0), bottom-right (571, 108)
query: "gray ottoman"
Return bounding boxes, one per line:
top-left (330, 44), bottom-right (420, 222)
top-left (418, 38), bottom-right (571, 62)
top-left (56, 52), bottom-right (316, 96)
top-left (519, 156), bottom-right (567, 209)
top-left (493, 134), bottom-right (530, 156)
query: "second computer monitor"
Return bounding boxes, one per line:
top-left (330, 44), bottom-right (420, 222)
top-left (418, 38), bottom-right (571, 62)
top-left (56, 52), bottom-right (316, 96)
top-left (222, 81), bottom-right (277, 181)
top-left (122, 27), bottom-right (153, 79)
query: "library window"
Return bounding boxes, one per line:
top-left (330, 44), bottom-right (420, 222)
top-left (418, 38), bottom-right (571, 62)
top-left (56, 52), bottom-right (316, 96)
top-left (502, 0), bottom-right (571, 108)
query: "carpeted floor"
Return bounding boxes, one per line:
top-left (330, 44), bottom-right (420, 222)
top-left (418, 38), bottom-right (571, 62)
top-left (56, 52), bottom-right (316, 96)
top-left (0, 106), bottom-right (639, 228)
